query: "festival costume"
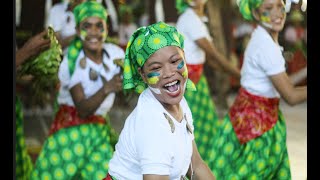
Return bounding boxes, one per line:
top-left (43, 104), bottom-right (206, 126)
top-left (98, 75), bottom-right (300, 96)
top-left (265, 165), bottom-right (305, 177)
top-left (105, 21), bottom-right (196, 179)
top-left (30, 2), bottom-right (124, 179)
top-left (208, 25), bottom-right (292, 179)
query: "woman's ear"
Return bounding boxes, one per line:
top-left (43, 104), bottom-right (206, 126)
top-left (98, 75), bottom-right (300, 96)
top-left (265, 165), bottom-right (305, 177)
top-left (252, 9), bottom-right (260, 22)
top-left (138, 67), bottom-right (147, 83)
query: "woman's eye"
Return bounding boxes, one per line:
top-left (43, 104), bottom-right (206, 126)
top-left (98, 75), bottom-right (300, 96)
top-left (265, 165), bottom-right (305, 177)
top-left (264, 7), bottom-right (272, 11)
top-left (97, 23), bottom-right (104, 29)
top-left (172, 59), bottom-right (180, 64)
top-left (82, 24), bottom-right (90, 30)
top-left (151, 67), bottom-right (161, 71)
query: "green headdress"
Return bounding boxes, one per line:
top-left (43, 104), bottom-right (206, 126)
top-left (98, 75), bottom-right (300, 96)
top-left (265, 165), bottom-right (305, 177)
top-left (237, 0), bottom-right (263, 21)
top-left (175, 0), bottom-right (193, 14)
top-left (123, 21), bottom-right (196, 93)
top-left (67, 1), bottom-right (108, 75)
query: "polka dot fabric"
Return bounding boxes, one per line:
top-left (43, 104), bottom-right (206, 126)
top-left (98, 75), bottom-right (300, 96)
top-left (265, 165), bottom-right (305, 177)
top-left (184, 75), bottom-right (219, 163)
top-left (16, 97), bottom-right (33, 180)
top-left (30, 124), bottom-right (114, 180)
top-left (208, 111), bottom-right (292, 179)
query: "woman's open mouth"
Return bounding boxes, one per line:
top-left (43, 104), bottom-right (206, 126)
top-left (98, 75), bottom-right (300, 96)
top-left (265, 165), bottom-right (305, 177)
top-left (163, 80), bottom-right (181, 96)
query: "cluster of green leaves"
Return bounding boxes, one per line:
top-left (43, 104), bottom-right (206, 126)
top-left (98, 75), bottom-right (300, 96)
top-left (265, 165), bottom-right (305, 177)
top-left (18, 26), bottom-right (63, 105)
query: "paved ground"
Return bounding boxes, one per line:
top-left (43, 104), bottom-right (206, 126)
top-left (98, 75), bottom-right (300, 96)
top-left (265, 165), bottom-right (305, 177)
top-left (22, 92), bottom-right (307, 179)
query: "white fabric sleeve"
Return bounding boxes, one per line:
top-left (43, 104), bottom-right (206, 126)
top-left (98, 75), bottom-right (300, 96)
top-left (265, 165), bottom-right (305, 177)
top-left (68, 65), bottom-right (85, 89)
top-left (258, 46), bottom-right (286, 76)
top-left (182, 14), bottom-right (207, 41)
top-left (110, 44), bottom-right (125, 59)
top-left (47, 6), bottom-right (62, 31)
top-left (135, 111), bottom-right (173, 175)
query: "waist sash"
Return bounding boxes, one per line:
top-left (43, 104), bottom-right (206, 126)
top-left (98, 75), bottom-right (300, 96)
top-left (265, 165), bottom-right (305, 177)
top-left (229, 87), bottom-right (280, 144)
top-left (48, 105), bottom-right (106, 136)
top-left (186, 64), bottom-right (203, 84)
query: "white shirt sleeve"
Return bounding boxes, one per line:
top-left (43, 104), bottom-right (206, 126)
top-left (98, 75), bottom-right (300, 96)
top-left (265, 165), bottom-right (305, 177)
top-left (47, 5), bottom-right (63, 31)
top-left (135, 109), bottom-right (173, 175)
top-left (257, 45), bottom-right (286, 76)
top-left (181, 11), bottom-right (208, 41)
top-left (68, 64), bottom-right (86, 89)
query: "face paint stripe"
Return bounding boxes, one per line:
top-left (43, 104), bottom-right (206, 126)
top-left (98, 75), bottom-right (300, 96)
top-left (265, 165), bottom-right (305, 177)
top-left (177, 60), bottom-right (184, 70)
top-left (147, 72), bottom-right (160, 78)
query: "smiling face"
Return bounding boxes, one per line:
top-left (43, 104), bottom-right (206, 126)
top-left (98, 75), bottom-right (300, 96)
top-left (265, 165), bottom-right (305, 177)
top-left (254, 0), bottom-right (286, 32)
top-left (77, 16), bottom-right (108, 52)
top-left (139, 46), bottom-right (188, 106)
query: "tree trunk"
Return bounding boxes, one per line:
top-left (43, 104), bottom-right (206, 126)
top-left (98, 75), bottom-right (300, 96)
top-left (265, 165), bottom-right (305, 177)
top-left (205, 0), bottom-right (232, 113)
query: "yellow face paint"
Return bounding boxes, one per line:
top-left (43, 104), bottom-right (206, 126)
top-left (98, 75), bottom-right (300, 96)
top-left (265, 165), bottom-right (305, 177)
top-left (80, 30), bottom-right (88, 41)
top-left (261, 11), bottom-right (271, 23)
top-left (147, 72), bottom-right (160, 85)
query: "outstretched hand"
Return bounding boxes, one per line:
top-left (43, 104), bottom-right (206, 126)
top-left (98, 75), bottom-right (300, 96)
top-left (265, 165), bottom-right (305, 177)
top-left (16, 29), bottom-right (51, 67)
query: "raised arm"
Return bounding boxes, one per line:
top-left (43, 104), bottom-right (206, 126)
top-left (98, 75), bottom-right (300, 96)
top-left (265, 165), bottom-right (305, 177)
top-left (270, 71), bottom-right (307, 106)
top-left (16, 30), bottom-right (51, 67)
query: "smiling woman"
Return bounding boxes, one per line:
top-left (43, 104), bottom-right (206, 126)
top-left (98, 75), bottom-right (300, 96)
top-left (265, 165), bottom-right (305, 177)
top-left (104, 21), bottom-right (215, 180)
top-left (207, 0), bottom-right (307, 179)
top-left (30, 2), bottom-right (125, 179)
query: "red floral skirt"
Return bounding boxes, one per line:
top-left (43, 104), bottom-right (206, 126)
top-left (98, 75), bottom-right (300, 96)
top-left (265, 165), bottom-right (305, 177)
top-left (186, 64), bottom-right (203, 84)
top-left (229, 87), bottom-right (280, 144)
top-left (48, 105), bottom-right (106, 136)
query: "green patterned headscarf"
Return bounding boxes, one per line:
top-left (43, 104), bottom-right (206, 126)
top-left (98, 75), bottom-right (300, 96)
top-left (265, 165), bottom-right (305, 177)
top-left (123, 21), bottom-right (196, 93)
top-left (73, 1), bottom-right (108, 25)
top-left (67, 1), bottom-right (108, 75)
top-left (238, 0), bottom-right (263, 21)
top-left (176, 0), bottom-right (192, 14)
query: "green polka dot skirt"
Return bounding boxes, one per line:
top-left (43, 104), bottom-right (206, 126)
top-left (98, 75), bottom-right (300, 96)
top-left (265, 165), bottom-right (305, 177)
top-left (30, 123), bottom-right (114, 180)
top-left (16, 97), bottom-right (34, 180)
top-left (184, 75), bottom-right (219, 164)
top-left (208, 110), bottom-right (292, 179)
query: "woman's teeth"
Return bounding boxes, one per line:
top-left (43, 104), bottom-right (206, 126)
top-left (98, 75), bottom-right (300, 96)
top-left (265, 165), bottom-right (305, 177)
top-left (165, 80), bottom-right (178, 87)
top-left (89, 38), bottom-right (98, 43)
top-left (164, 80), bottom-right (180, 93)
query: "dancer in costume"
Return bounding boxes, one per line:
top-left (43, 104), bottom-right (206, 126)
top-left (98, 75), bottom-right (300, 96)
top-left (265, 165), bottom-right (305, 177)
top-left (207, 0), bottom-right (307, 179)
top-left (16, 29), bottom-right (51, 180)
top-left (104, 21), bottom-right (215, 180)
top-left (46, 0), bottom-right (85, 51)
top-left (30, 2), bottom-right (124, 179)
top-left (175, 0), bottom-right (241, 165)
